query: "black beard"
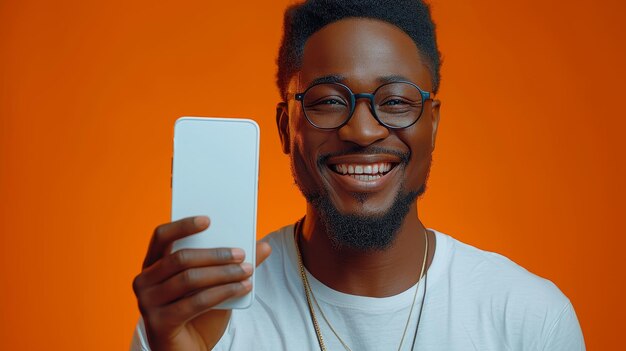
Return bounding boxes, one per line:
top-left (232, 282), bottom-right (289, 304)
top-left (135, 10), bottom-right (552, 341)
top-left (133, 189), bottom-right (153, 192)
top-left (305, 184), bottom-right (423, 251)
top-left (291, 144), bottom-right (430, 251)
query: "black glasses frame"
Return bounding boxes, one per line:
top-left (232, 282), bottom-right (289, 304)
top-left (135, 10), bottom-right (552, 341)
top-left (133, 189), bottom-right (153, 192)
top-left (294, 81), bottom-right (433, 130)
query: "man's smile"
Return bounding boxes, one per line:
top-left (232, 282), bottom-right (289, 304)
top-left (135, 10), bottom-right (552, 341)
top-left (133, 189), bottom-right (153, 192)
top-left (323, 153), bottom-right (403, 193)
top-left (331, 161), bottom-right (394, 180)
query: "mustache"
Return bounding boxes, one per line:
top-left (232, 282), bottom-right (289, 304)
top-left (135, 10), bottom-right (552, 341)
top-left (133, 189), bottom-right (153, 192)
top-left (317, 146), bottom-right (411, 166)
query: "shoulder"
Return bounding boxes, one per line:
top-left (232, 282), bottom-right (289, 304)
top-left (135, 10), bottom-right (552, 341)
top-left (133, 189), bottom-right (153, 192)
top-left (432, 230), bottom-right (585, 349)
top-left (260, 223), bottom-right (294, 247)
top-left (259, 223), bottom-right (295, 266)
top-left (436, 230), bottom-right (568, 305)
top-left (254, 223), bottom-right (298, 288)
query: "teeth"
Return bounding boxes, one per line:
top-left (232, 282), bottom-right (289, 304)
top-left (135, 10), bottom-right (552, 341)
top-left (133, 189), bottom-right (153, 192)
top-left (353, 174), bottom-right (382, 181)
top-left (333, 162), bottom-right (394, 177)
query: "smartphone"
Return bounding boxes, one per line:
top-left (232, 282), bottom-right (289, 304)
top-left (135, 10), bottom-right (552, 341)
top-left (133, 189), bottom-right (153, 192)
top-left (170, 116), bottom-right (260, 309)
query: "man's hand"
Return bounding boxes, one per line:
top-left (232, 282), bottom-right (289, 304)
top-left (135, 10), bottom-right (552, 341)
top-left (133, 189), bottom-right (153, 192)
top-left (132, 216), bottom-right (272, 351)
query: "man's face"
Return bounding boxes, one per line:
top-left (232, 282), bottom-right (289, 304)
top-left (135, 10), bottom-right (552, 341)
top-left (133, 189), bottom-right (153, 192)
top-left (277, 18), bottom-right (440, 249)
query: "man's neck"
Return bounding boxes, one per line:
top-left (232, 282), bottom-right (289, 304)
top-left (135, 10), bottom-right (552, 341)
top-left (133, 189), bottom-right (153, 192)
top-left (298, 204), bottom-right (435, 298)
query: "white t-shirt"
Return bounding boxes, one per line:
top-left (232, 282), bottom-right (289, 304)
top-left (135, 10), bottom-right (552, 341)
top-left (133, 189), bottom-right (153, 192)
top-left (132, 225), bottom-right (585, 350)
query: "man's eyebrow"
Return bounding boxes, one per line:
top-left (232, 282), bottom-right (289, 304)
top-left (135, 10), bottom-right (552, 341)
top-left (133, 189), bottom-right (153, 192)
top-left (308, 75), bottom-right (345, 86)
top-left (376, 75), bottom-right (413, 84)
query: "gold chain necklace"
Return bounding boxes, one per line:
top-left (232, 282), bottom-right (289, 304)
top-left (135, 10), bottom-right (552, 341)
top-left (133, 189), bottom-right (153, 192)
top-left (294, 219), bottom-right (429, 351)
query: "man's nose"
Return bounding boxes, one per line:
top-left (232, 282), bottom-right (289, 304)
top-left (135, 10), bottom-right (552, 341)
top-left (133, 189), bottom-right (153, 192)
top-left (337, 100), bottom-right (389, 146)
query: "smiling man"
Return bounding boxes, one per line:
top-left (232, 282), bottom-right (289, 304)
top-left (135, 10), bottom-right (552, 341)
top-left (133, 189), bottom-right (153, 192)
top-left (131, 1), bottom-right (585, 350)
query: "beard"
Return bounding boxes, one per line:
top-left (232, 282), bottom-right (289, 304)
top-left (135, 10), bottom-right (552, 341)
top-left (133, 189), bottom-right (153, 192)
top-left (292, 147), bottom-right (430, 252)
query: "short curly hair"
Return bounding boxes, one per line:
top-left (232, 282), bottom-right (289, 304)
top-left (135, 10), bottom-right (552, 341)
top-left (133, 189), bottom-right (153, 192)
top-left (276, 0), bottom-right (442, 100)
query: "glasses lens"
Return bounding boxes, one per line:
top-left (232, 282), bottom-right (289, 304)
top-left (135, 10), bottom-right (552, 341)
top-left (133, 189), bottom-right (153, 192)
top-left (302, 83), bottom-right (351, 129)
top-left (374, 82), bottom-right (424, 128)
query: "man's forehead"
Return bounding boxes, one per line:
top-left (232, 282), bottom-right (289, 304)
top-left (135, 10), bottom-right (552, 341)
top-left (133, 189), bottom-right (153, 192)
top-left (293, 18), bottom-right (431, 91)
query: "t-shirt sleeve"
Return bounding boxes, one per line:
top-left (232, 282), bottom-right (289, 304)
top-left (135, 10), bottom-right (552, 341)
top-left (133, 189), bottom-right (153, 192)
top-left (130, 316), bottom-right (234, 351)
top-left (130, 318), bottom-right (151, 351)
top-left (541, 301), bottom-right (586, 351)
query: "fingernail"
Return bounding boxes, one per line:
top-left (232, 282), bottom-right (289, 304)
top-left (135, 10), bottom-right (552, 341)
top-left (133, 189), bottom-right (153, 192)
top-left (232, 248), bottom-right (245, 260)
top-left (241, 279), bottom-right (252, 290)
top-left (241, 263), bottom-right (253, 274)
top-left (194, 216), bottom-right (209, 228)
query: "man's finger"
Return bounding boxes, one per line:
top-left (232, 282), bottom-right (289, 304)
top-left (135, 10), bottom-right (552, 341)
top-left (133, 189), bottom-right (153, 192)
top-left (137, 247), bottom-right (244, 288)
top-left (142, 216), bottom-right (210, 269)
top-left (142, 263), bottom-right (253, 307)
top-left (255, 241), bottom-right (272, 267)
top-left (155, 280), bottom-right (252, 327)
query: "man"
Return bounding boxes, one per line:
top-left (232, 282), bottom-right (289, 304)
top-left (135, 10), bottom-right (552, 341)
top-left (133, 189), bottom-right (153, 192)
top-left (131, 1), bottom-right (585, 350)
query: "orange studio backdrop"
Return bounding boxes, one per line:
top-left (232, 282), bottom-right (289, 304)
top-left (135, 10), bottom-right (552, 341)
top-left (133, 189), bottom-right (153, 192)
top-left (1, 0), bottom-right (624, 349)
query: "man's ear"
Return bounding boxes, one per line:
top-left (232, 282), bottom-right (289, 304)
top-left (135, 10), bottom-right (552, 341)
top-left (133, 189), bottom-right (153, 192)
top-left (430, 99), bottom-right (441, 151)
top-left (276, 102), bottom-right (290, 154)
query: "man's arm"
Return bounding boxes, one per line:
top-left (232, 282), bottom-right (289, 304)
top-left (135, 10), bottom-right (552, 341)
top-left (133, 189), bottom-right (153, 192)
top-left (542, 301), bottom-right (585, 351)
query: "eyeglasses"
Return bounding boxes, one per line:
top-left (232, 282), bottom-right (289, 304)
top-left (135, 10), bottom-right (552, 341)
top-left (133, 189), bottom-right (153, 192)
top-left (294, 81), bottom-right (433, 130)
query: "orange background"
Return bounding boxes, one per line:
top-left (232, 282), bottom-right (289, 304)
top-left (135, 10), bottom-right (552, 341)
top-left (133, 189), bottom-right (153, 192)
top-left (1, 0), bottom-right (624, 349)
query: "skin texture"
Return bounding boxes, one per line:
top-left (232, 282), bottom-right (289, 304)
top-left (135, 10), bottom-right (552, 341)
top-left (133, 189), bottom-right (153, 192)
top-left (133, 17), bottom-right (440, 351)
top-left (276, 18), bottom-right (440, 297)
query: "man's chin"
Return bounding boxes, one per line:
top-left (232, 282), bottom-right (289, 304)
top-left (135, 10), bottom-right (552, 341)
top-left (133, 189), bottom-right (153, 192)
top-left (307, 187), bottom-right (420, 252)
top-left (329, 192), bottom-right (397, 216)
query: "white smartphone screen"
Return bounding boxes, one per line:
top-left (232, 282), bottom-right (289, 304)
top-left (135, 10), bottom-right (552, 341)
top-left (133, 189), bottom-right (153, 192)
top-left (170, 116), bottom-right (260, 309)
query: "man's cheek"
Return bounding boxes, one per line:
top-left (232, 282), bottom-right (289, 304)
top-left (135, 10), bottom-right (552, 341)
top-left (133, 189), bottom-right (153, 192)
top-left (291, 144), bottom-right (320, 193)
top-left (408, 152), bottom-right (432, 191)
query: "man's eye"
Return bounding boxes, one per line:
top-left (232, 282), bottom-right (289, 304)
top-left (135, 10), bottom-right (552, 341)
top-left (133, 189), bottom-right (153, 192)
top-left (320, 99), bottom-right (344, 105)
top-left (382, 99), bottom-right (407, 106)
top-left (305, 97), bottom-right (347, 108)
